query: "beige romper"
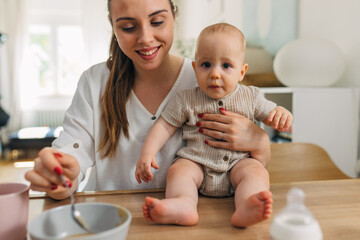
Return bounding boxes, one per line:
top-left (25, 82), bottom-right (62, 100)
top-left (161, 84), bottom-right (276, 197)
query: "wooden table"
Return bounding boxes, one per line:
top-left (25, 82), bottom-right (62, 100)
top-left (28, 179), bottom-right (360, 239)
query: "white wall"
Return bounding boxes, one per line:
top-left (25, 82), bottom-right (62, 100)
top-left (175, 0), bottom-right (242, 40)
top-left (298, 0), bottom-right (360, 163)
top-left (298, 0), bottom-right (360, 87)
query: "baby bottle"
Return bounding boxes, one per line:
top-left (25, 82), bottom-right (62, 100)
top-left (270, 187), bottom-right (323, 240)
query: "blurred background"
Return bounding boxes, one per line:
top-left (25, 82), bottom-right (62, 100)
top-left (0, 0), bottom-right (359, 160)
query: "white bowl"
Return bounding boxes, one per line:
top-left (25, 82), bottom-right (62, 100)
top-left (28, 203), bottom-right (131, 240)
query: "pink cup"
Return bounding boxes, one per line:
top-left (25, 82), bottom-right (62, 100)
top-left (0, 183), bottom-right (29, 240)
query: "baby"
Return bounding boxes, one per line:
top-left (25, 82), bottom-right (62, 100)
top-left (135, 23), bottom-right (293, 227)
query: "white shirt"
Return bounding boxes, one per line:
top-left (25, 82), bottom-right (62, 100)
top-left (52, 58), bottom-right (197, 191)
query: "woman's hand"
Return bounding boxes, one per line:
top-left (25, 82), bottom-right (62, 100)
top-left (25, 147), bottom-right (80, 200)
top-left (197, 108), bottom-right (271, 166)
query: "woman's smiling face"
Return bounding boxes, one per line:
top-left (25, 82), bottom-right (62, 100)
top-left (109, 0), bottom-right (175, 71)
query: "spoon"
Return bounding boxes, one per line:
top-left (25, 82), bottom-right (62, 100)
top-left (59, 174), bottom-right (92, 233)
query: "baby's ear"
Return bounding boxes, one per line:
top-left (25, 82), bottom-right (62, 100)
top-left (242, 64), bottom-right (248, 75)
top-left (244, 64), bottom-right (248, 73)
top-left (192, 61), bottom-right (195, 70)
top-left (239, 64), bottom-right (248, 82)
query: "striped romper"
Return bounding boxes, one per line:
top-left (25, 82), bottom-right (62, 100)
top-left (161, 84), bottom-right (276, 197)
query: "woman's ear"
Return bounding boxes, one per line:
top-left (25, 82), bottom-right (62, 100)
top-left (192, 61), bottom-right (195, 71)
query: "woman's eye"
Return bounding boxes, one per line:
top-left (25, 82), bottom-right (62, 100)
top-left (122, 26), bottom-right (135, 32)
top-left (223, 63), bottom-right (231, 69)
top-left (151, 21), bottom-right (164, 26)
top-left (201, 62), bottom-right (211, 68)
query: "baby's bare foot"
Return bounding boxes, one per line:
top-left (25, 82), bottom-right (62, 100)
top-left (231, 191), bottom-right (273, 228)
top-left (142, 196), bottom-right (199, 225)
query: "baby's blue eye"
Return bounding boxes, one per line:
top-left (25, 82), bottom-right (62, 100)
top-left (201, 62), bottom-right (211, 68)
top-left (223, 63), bottom-right (231, 69)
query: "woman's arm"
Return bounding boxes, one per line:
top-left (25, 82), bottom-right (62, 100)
top-left (196, 108), bottom-right (271, 167)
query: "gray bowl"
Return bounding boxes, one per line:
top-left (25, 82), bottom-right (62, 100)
top-left (28, 203), bottom-right (131, 240)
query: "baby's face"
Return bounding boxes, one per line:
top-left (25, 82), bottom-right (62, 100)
top-left (193, 31), bottom-right (247, 99)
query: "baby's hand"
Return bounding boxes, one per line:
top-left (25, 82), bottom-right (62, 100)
top-left (266, 106), bottom-right (293, 131)
top-left (135, 153), bottom-right (159, 184)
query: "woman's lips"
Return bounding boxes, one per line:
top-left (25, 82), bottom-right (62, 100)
top-left (136, 46), bottom-right (160, 60)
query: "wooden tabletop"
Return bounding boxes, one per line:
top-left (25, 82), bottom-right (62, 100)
top-left (28, 179), bottom-right (360, 239)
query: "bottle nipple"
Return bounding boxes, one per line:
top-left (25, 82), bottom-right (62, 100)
top-left (270, 187), bottom-right (323, 240)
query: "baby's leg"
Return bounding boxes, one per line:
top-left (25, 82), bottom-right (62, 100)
top-left (229, 158), bottom-right (272, 227)
top-left (143, 158), bottom-right (204, 225)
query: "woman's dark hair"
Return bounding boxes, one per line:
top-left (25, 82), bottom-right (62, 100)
top-left (98, 0), bottom-right (177, 158)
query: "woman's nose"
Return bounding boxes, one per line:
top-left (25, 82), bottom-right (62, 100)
top-left (138, 25), bottom-right (154, 44)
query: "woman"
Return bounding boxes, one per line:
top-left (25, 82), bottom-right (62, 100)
top-left (25, 0), bottom-right (271, 200)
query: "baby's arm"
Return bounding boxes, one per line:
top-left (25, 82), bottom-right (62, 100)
top-left (262, 106), bottom-right (293, 131)
top-left (135, 117), bottom-right (178, 183)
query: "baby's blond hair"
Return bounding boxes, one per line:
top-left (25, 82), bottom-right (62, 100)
top-left (195, 23), bottom-right (246, 61)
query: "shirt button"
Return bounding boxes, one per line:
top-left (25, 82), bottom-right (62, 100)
top-left (218, 100), bottom-right (223, 106)
top-left (223, 155), bottom-right (229, 161)
top-left (73, 143), bottom-right (79, 149)
top-left (151, 116), bottom-right (156, 120)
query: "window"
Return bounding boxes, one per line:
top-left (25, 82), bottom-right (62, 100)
top-left (21, 0), bottom-right (85, 110)
top-left (25, 24), bottom-right (84, 96)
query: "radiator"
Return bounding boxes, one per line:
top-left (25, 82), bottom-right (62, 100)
top-left (21, 110), bottom-right (65, 128)
top-left (35, 111), bottom-right (65, 127)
